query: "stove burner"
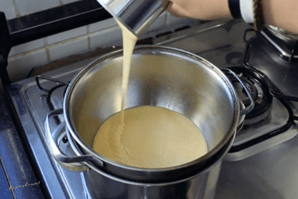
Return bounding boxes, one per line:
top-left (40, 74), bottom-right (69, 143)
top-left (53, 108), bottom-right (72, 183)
top-left (228, 66), bottom-right (273, 125)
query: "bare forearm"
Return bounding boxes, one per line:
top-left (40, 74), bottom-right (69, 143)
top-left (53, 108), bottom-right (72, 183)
top-left (262, 0), bottom-right (298, 34)
top-left (167, 0), bottom-right (298, 34)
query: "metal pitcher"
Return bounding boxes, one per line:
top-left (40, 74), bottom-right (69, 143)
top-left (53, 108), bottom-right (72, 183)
top-left (96, 0), bottom-right (170, 35)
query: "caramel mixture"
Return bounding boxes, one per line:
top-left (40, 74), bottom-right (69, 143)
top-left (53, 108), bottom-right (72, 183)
top-left (92, 106), bottom-right (208, 168)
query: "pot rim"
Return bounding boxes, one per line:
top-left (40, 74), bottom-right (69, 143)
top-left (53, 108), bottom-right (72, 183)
top-left (63, 45), bottom-right (240, 173)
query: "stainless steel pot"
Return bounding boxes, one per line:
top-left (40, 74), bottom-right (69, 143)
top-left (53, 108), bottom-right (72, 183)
top-left (45, 46), bottom-right (253, 199)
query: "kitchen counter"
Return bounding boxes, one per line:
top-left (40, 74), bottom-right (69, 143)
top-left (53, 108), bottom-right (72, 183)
top-left (0, 90), bottom-right (44, 198)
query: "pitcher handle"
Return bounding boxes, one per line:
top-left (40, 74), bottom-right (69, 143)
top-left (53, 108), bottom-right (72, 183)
top-left (222, 68), bottom-right (255, 117)
top-left (44, 109), bottom-right (91, 172)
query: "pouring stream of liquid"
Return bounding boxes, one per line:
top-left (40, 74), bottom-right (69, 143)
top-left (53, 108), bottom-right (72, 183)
top-left (117, 21), bottom-right (138, 124)
top-left (108, 21), bottom-right (138, 160)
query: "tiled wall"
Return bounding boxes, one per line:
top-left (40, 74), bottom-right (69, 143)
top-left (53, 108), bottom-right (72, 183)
top-left (0, 0), bottom-right (80, 19)
top-left (0, 0), bottom-right (200, 81)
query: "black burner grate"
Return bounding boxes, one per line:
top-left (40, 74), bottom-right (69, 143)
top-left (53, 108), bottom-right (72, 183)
top-left (35, 75), bottom-right (69, 111)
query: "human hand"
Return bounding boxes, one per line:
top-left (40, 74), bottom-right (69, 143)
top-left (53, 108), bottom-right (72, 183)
top-left (167, 0), bottom-right (233, 20)
top-left (167, 0), bottom-right (298, 35)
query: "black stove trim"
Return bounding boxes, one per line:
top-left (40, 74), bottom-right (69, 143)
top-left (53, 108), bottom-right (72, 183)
top-left (8, 0), bottom-right (111, 47)
top-left (0, 12), bottom-right (12, 86)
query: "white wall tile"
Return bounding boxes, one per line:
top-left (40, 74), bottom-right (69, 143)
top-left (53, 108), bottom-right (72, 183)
top-left (88, 18), bottom-right (117, 33)
top-left (46, 26), bottom-right (87, 45)
top-left (9, 39), bottom-right (44, 56)
top-left (89, 26), bottom-right (122, 50)
top-left (48, 36), bottom-right (89, 61)
top-left (61, 0), bottom-right (80, 4)
top-left (7, 49), bottom-right (48, 81)
top-left (0, 0), bottom-right (16, 19)
top-left (14, 0), bottom-right (60, 16)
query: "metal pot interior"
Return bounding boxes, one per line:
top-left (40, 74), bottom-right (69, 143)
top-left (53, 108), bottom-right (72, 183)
top-left (66, 46), bottom-right (238, 165)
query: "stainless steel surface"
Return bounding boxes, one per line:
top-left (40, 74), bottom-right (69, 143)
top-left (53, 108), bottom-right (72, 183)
top-left (69, 126), bottom-right (234, 199)
top-left (6, 19), bottom-right (298, 199)
top-left (221, 68), bottom-right (255, 116)
top-left (214, 33), bottom-right (298, 198)
top-left (7, 45), bottom-right (238, 198)
top-left (79, 163), bottom-right (221, 199)
top-left (151, 20), bottom-right (298, 198)
top-left (234, 99), bottom-right (290, 145)
top-left (0, 160), bottom-right (13, 199)
top-left (7, 59), bottom-right (95, 199)
top-left (219, 25), bottom-right (298, 199)
top-left (267, 25), bottom-right (298, 41)
top-left (0, 90), bottom-right (44, 199)
top-left (82, 167), bottom-right (210, 199)
top-left (44, 109), bottom-right (91, 172)
top-left (65, 46), bottom-right (239, 175)
top-left (158, 20), bottom-right (298, 160)
top-left (261, 26), bottom-right (298, 60)
top-left (96, 0), bottom-right (169, 35)
top-left (224, 126), bottom-right (298, 161)
top-left (55, 45), bottom-right (241, 199)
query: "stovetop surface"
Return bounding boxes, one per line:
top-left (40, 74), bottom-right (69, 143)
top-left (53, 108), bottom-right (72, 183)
top-left (5, 20), bottom-right (298, 199)
top-left (0, 90), bottom-right (44, 199)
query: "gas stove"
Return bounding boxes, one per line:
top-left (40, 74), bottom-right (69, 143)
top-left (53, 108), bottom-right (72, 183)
top-left (2, 19), bottom-right (298, 199)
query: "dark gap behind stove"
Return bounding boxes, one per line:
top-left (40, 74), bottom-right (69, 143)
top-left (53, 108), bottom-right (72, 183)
top-left (7, 0), bottom-right (112, 46)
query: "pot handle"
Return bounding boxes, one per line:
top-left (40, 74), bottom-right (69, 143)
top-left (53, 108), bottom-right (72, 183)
top-left (222, 68), bottom-right (255, 117)
top-left (44, 109), bottom-right (91, 172)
